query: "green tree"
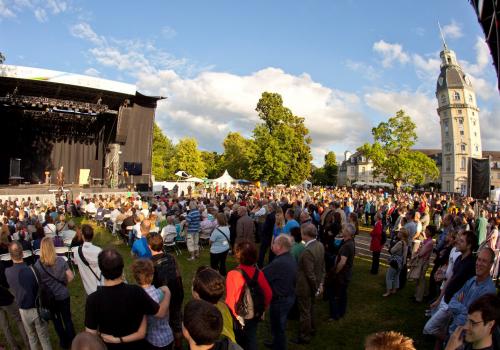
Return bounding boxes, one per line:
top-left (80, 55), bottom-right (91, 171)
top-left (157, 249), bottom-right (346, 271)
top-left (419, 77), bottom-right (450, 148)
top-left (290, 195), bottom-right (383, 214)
top-left (169, 137), bottom-right (206, 178)
top-left (0, 52), bottom-right (5, 64)
top-left (152, 123), bottom-right (175, 180)
top-left (323, 151), bottom-right (338, 185)
top-left (201, 151), bottom-right (225, 179)
top-left (358, 110), bottom-right (439, 191)
top-left (250, 92), bottom-right (312, 185)
top-left (222, 132), bottom-right (254, 179)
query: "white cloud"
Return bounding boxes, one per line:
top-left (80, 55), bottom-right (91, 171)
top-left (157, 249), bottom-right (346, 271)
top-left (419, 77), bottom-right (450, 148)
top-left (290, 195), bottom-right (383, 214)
top-left (71, 22), bottom-right (205, 77)
top-left (161, 26), bottom-right (177, 39)
top-left (345, 60), bottom-right (380, 80)
top-left (460, 37), bottom-right (490, 76)
top-left (138, 68), bottom-right (371, 161)
top-left (373, 40), bottom-right (410, 68)
top-left (34, 7), bottom-right (47, 22)
top-left (70, 22), bottom-right (105, 46)
top-left (0, 0), bottom-right (67, 20)
top-left (84, 67), bottom-right (100, 77)
top-left (0, 0), bottom-right (15, 18)
top-left (412, 53), bottom-right (441, 80)
top-left (442, 20), bottom-right (463, 39)
top-left (414, 27), bottom-right (425, 37)
top-left (364, 90), bottom-right (440, 149)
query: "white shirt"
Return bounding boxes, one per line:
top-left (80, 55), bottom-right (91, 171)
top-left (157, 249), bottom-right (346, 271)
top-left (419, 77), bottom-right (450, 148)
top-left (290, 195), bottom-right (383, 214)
top-left (72, 242), bottom-right (102, 295)
top-left (43, 223), bottom-right (56, 237)
top-left (61, 229), bottom-right (76, 244)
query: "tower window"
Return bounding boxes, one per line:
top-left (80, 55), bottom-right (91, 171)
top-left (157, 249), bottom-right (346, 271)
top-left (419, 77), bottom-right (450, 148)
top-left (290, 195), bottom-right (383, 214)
top-left (460, 130), bottom-right (464, 136)
top-left (473, 120), bottom-right (476, 126)
top-left (469, 94), bottom-right (473, 103)
top-left (476, 145), bottom-right (479, 152)
top-left (457, 110), bottom-right (462, 115)
top-left (445, 143), bottom-right (451, 152)
top-left (446, 157), bottom-right (451, 171)
top-left (447, 57), bottom-right (452, 64)
top-left (472, 112), bottom-right (475, 116)
top-left (454, 92), bottom-right (460, 101)
top-left (441, 95), bottom-right (447, 105)
top-left (461, 157), bottom-right (466, 171)
top-left (461, 144), bottom-right (466, 152)
top-left (458, 118), bottom-right (464, 124)
top-left (474, 132), bottom-right (477, 137)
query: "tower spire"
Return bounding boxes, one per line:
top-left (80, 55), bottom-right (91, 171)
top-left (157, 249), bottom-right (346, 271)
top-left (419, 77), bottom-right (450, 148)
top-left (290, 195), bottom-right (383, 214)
top-left (438, 21), bottom-right (448, 50)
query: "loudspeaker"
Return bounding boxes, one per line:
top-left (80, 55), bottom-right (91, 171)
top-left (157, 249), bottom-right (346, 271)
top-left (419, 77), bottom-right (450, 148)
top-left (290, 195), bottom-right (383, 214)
top-left (9, 158), bottom-right (21, 178)
top-left (124, 162), bottom-right (142, 176)
top-left (136, 183), bottom-right (149, 192)
top-left (116, 107), bottom-right (132, 144)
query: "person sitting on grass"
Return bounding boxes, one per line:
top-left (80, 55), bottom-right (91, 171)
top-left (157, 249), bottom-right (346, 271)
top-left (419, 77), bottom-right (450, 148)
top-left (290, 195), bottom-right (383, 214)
top-left (182, 299), bottom-right (242, 350)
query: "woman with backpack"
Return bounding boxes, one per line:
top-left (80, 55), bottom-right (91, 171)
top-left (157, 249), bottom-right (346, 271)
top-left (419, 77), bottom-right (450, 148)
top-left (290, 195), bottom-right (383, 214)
top-left (225, 241), bottom-right (272, 350)
top-left (35, 237), bottom-right (75, 349)
top-left (383, 228), bottom-right (408, 297)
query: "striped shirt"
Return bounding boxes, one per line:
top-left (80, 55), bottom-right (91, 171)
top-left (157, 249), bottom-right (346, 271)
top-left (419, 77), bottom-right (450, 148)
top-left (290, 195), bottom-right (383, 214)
top-left (143, 286), bottom-right (173, 347)
top-left (186, 209), bottom-right (201, 234)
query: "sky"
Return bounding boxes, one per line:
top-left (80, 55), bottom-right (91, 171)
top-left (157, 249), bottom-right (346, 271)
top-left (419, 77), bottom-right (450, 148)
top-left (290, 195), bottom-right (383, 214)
top-left (1, 0), bottom-right (499, 165)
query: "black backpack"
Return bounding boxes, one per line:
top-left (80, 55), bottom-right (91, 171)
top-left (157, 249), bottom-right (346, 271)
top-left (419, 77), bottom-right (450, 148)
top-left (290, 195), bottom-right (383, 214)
top-left (235, 268), bottom-right (265, 321)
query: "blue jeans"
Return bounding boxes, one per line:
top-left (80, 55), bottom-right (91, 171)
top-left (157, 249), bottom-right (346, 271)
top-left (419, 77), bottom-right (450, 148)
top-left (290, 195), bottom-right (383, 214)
top-left (51, 297), bottom-right (75, 349)
top-left (235, 317), bottom-right (259, 350)
top-left (385, 266), bottom-right (400, 290)
top-left (270, 296), bottom-right (295, 350)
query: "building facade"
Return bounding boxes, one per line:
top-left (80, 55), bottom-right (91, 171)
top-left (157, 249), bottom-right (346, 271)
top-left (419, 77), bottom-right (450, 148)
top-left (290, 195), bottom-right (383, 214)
top-left (436, 44), bottom-right (482, 193)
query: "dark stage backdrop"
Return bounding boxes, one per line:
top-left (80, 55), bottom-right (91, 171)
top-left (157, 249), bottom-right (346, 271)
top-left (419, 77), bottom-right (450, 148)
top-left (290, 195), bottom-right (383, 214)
top-left (0, 103), bottom-right (154, 185)
top-left (470, 158), bottom-right (490, 199)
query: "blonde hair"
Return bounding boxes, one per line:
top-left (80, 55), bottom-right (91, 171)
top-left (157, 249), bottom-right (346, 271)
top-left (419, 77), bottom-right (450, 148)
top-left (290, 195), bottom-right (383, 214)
top-left (365, 331), bottom-right (415, 350)
top-left (40, 237), bottom-right (57, 266)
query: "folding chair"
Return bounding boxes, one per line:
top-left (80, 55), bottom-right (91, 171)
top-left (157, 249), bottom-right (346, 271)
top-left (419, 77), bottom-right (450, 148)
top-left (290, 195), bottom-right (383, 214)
top-left (163, 232), bottom-right (181, 255)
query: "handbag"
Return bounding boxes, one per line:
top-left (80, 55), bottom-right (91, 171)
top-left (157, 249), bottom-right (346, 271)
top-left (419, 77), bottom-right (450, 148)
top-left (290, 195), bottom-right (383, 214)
top-left (30, 266), bottom-right (56, 321)
top-left (407, 256), bottom-right (424, 280)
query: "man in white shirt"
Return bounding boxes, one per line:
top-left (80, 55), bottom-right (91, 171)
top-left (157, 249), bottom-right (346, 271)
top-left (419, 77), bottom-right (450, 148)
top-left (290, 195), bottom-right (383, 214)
top-left (72, 225), bottom-right (102, 295)
top-left (60, 221), bottom-right (77, 244)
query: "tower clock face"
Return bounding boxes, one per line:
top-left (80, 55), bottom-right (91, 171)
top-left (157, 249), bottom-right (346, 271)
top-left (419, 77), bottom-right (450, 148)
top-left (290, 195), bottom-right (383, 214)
top-left (438, 77), bottom-right (444, 86)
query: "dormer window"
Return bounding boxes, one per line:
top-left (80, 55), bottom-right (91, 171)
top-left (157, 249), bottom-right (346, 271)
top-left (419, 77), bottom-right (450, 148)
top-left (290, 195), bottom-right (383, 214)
top-left (454, 92), bottom-right (460, 101)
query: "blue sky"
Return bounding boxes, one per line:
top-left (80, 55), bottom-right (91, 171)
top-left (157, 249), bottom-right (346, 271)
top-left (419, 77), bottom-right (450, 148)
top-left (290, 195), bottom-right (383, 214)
top-left (1, 0), bottom-right (499, 164)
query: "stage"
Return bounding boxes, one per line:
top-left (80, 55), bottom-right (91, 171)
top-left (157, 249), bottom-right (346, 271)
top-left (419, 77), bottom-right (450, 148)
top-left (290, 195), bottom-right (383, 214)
top-left (0, 184), bottom-right (136, 203)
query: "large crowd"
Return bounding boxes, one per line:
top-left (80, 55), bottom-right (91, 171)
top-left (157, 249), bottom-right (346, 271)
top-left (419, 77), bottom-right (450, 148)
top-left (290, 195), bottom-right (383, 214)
top-left (0, 186), bottom-right (498, 350)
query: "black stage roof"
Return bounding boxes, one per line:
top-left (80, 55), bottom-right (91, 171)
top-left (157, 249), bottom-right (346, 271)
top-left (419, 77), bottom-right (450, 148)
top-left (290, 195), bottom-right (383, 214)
top-left (470, 0), bottom-right (500, 91)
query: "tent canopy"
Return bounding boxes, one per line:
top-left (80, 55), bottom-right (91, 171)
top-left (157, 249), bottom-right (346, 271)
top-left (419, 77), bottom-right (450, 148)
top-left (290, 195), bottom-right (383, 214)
top-left (211, 170), bottom-right (237, 187)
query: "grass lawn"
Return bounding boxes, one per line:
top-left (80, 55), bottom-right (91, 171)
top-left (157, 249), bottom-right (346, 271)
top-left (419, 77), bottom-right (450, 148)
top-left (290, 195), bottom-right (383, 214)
top-left (4, 220), bottom-right (435, 349)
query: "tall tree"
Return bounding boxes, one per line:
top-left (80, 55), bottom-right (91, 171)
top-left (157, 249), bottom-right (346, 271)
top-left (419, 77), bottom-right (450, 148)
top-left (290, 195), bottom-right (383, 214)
top-left (169, 137), bottom-right (206, 178)
top-left (152, 123), bottom-right (175, 180)
top-left (250, 92), bottom-right (312, 185)
top-left (323, 151), bottom-right (338, 185)
top-left (222, 132), bottom-right (254, 179)
top-left (358, 110), bottom-right (439, 191)
top-left (0, 52), bottom-right (5, 64)
top-left (201, 151), bottom-right (225, 179)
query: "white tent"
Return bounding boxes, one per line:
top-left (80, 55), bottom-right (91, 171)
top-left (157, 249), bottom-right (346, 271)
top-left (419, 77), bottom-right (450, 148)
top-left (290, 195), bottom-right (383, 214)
top-left (211, 170), bottom-right (237, 188)
top-left (302, 179), bottom-right (312, 189)
top-left (182, 177), bottom-right (204, 183)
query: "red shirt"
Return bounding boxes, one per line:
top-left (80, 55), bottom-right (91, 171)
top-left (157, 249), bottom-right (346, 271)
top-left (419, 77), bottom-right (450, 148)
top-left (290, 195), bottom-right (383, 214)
top-left (370, 220), bottom-right (383, 252)
top-left (225, 264), bottom-right (272, 317)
